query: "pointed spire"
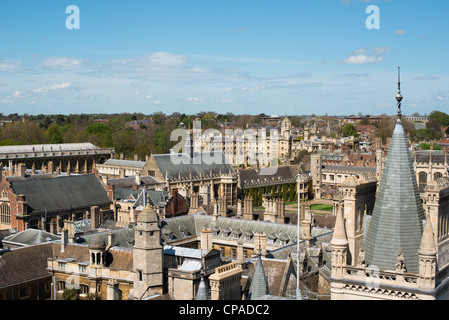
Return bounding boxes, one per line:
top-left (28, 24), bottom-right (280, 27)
top-left (365, 69), bottom-right (425, 274)
top-left (396, 67), bottom-right (403, 120)
top-left (419, 216), bottom-right (437, 256)
top-left (248, 256), bottom-right (270, 300)
top-left (195, 274), bottom-right (210, 300)
top-left (331, 201), bottom-right (348, 246)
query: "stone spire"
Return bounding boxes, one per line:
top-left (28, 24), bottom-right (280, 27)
top-left (419, 216), bottom-right (437, 256)
top-left (331, 201), bottom-right (348, 247)
top-left (195, 274), bottom-right (210, 300)
top-left (247, 256), bottom-right (270, 300)
top-left (365, 69), bottom-right (425, 274)
top-left (331, 201), bottom-right (348, 279)
top-left (418, 216), bottom-right (437, 291)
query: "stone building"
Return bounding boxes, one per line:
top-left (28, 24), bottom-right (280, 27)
top-left (142, 151), bottom-right (238, 207)
top-left (239, 165), bottom-right (312, 207)
top-left (330, 73), bottom-right (449, 300)
top-left (0, 173), bottom-right (113, 232)
top-left (0, 143), bottom-right (114, 176)
top-left (0, 243), bottom-right (53, 300)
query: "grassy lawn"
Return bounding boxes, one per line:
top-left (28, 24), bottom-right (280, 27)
top-left (310, 204), bottom-right (334, 212)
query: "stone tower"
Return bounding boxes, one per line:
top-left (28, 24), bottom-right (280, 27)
top-left (132, 200), bottom-right (164, 299)
top-left (310, 153), bottom-right (322, 199)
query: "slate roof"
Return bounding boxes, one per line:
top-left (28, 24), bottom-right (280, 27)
top-left (153, 152), bottom-right (234, 180)
top-left (10, 175), bottom-right (112, 214)
top-left (247, 256), bottom-right (270, 300)
top-left (0, 143), bottom-right (105, 156)
top-left (108, 176), bottom-right (161, 189)
top-left (365, 119), bottom-right (425, 274)
top-left (0, 243), bottom-right (54, 287)
top-left (159, 214), bottom-right (332, 249)
top-left (2, 228), bottom-right (60, 246)
top-left (413, 150), bottom-right (448, 165)
top-left (102, 159), bottom-right (146, 169)
top-left (195, 275), bottom-right (210, 300)
top-left (240, 166), bottom-right (300, 188)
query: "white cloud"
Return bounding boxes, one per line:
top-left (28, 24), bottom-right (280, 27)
top-left (41, 57), bottom-right (84, 70)
top-left (339, 47), bottom-right (392, 64)
top-left (395, 29), bottom-right (406, 35)
top-left (412, 75), bottom-right (440, 81)
top-left (436, 95), bottom-right (448, 101)
top-left (10, 91), bottom-right (23, 98)
top-left (186, 97), bottom-right (203, 104)
top-left (153, 100), bottom-right (161, 104)
top-left (0, 60), bottom-right (22, 72)
top-left (148, 52), bottom-right (187, 67)
top-left (32, 82), bottom-right (73, 93)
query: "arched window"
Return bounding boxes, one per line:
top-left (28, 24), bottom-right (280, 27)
top-left (434, 172), bottom-right (443, 180)
top-left (419, 172), bottom-right (428, 193)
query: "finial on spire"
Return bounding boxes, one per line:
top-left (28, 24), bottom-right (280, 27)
top-left (396, 67), bottom-right (403, 120)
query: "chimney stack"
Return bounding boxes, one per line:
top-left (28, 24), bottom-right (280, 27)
top-left (61, 227), bottom-right (68, 252)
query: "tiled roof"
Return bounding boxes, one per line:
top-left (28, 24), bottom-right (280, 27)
top-left (10, 175), bottom-right (112, 214)
top-left (108, 176), bottom-right (161, 189)
top-left (247, 256), bottom-right (270, 299)
top-left (0, 143), bottom-right (104, 156)
top-left (103, 159), bottom-right (146, 169)
top-left (2, 229), bottom-right (60, 246)
top-left (153, 152), bottom-right (235, 180)
top-left (365, 120), bottom-right (425, 273)
top-left (0, 243), bottom-right (54, 287)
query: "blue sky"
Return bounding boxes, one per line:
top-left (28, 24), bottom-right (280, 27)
top-left (0, 0), bottom-right (448, 116)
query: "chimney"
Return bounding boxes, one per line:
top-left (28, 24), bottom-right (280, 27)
top-left (200, 226), bottom-right (213, 251)
top-left (135, 172), bottom-right (141, 185)
top-left (49, 218), bottom-right (56, 234)
top-left (108, 184), bottom-right (115, 200)
top-left (48, 161), bottom-right (54, 176)
top-left (8, 160), bottom-right (13, 176)
top-left (237, 241), bottom-right (244, 263)
top-left (108, 232), bottom-right (116, 248)
top-left (64, 220), bottom-right (76, 243)
top-left (17, 195), bottom-right (27, 216)
top-left (237, 199), bottom-right (242, 217)
top-left (134, 154), bottom-right (139, 161)
top-left (61, 227), bottom-right (68, 252)
top-left (91, 206), bottom-right (100, 230)
top-left (18, 163), bottom-right (26, 178)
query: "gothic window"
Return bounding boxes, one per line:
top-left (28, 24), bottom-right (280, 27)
top-left (138, 270), bottom-right (143, 281)
top-left (0, 203), bottom-right (10, 225)
top-left (434, 172), bottom-right (443, 180)
top-left (58, 281), bottom-right (66, 291)
top-left (19, 286), bottom-right (30, 299)
top-left (419, 172), bottom-right (428, 193)
top-left (80, 285), bottom-right (89, 294)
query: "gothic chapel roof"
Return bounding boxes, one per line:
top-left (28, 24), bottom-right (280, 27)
top-left (364, 69), bottom-right (425, 274)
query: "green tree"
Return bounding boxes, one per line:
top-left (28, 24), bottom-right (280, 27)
top-left (62, 288), bottom-right (80, 300)
top-left (47, 124), bottom-right (63, 144)
top-left (342, 123), bottom-right (357, 137)
top-left (411, 128), bottom-right (434, 142)
top-left (429, 111), bottom-right (449, 126)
